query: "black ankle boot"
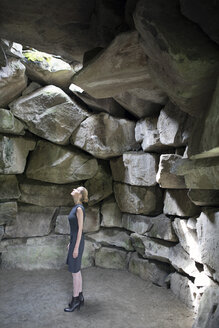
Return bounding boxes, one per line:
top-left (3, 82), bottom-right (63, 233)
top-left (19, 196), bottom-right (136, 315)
top-left (64, 295), bottom-right (81, 312)
top-left (68, 291), bottom-right (84, 307)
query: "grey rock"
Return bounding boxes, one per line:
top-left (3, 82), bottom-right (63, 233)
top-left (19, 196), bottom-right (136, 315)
top-left (0, 175), bottom-right (20, 200)
top-left (113, 182), bottom-right (163, 216)
top-left (188, 189), bottom-right (219, 206)
top-left (95, 246), bottom-right (128, 270)
top-left (70, 112), bottom-right (139, 159)
top-left (0, 202), bottom-right (17, 225)
top-left (100, 196), bottom-right (122, 228)
top-left (110, 151), bottom-right (159, 186)
top-left (0, 108), bottom-right (25, 135)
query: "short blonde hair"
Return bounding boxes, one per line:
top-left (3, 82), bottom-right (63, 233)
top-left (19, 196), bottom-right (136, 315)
top-left (77, 186), bottom-right (89, 203)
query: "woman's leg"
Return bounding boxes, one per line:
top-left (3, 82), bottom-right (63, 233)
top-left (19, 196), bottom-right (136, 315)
top-left (72, 270), bottom-right (82, 297)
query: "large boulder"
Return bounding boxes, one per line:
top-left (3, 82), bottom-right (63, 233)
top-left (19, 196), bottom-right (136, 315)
top-left (122, 213), bottom-right (177, 242)
top-left (22, 49), bottom-right (79, 91)
top-left (130, 232), bottom-right (172, 263)
top-left (0, 0), bottom-right (127, 62)
top-left (0, 58), bottom-right (27, 107)
top-left (172, 157), bottom-right (219, 189)
top-left (196, 209), bottom-right (219, 282)
top-left (100, 196), bottom-right (122, 228)
top-left (156, 154), bottom-right (186, 189)
top-left (18, 177), bottom-right (80, 207)
top-left (95, 246), bottom-right (128, 270)
top-left (169, 244), bottom-right (200, 277)
top-left (25, 139), bottom-right (98, 184)
top-left (0, 202), bottom-right (17, 225)
top-left (172, 218), bottom-right (202, 263)
top-left (110, 151), bottom-right (159, 186)
top-left (133, 0), bottom-right (219, 117)
top-left (129, 251), bottom-right (173, 287)
top-left (0, 175), bottom-right (20, 200)
top-left (0, 108), bottom-right (25, 135)
top-left (87, 228), bottom-right (134, 251)
top-left (0, 234), bottom-right (70, 270)
top-left (84, 161), bottom-right (113, 205)
top-left (4, 204), bottom-right (57, 238)
top-left (70, 112), bottom-right (139, 159)
top-left (188, 77), bottom-right (219, 159)
top-left (170, 272), bottom-right (199, 310)
top-left (192, 286), bottom-right (219, 328)
top-left (0, 135), bottom-right (36, 174)
top-left (114, 86), bottom-right (167, 118)
top-left (188, 190), bottom-right (219, 207)
top-left (157, 101), bottom-right (192, 147)
top-left (113, 182), bottom-right (163, 215)
top-left (69, 83), bottom-right (126, 118)
top-left (164, 189), bottom-right (200, 217)
top-left (180, 0), bottom-right (219, 45)
top-left (9, 85), bottom-right (89, 145)
top-left (72, 31), bottom-right (152, 98)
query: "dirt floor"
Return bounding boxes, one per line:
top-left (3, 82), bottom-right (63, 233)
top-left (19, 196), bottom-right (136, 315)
top-left (0, 266), bottom-right (195, 328)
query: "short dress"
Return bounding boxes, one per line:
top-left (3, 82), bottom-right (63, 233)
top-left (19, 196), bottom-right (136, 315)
top-left (66, 204), bottom-right (85, 273)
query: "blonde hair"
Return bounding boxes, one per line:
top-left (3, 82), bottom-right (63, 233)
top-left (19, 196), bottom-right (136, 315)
top-left (77, 186), bottom-right (89, 203)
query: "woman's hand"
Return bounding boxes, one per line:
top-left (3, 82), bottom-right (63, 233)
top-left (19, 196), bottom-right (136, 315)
top-left (73, 248), bottom-right (79, 258)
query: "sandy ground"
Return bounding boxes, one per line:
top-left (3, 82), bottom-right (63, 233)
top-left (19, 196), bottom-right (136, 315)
top-left (0, 266), bottom-right (195, 328)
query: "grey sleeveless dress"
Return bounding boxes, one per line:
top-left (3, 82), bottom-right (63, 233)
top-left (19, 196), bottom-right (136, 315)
top-left (66, 204), bottom-right (85, 273)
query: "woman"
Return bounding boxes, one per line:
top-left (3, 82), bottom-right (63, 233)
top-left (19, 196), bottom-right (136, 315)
top-left (64, 186), bottom-right (88, 312)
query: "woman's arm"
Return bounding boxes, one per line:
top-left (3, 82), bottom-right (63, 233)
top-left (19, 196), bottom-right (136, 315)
top-left (73, 207), bottom-right (84, 257)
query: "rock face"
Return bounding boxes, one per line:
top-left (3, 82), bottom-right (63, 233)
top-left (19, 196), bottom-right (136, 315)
top-left (156, 154), bottom-right (186, 189)
top-left (134, 0), bottom-right (219, 117)
top-left (110, 151), bottom-right (159, 186)
top-left (180, 0), bottom-right (219, 45)
top-left (192, 286), bottom-right (219, 328)
top-left (188, 190), bottom-right (219, 207)
top-left (170, 272), bottom-right (199, 310)
top-left (114, 87), bottom-right (167, 118)
top-left (157, 101), bottom-right (191, 147)
top-left (0, 175), bottom-right (20, 200)
top-left (70, 112), bottom-right (139, 159)
top-left (0, 108), bottom-right (25, 135)
top-left (0, 135), bottom-right (36, 174)
top-left (0, 202), bottom-right (17, 225)
top-left (22, 49), bottom-right (78, 91)
top-left (173, 157), bottom-right (219, 190)
top-left (0, 58), bottom-right (28, 107)
top-left (188, 77), bottom-right (219, 159)
top-left (84, 161), bottom-right (113, 205)
top-left (95, 246), bottom-right (128, 270)
top-left (87, 228), bottom-right (134, 251)
top-left (18, 178), bottom-right (80, 207)
top-left (5, 204), bottom-right (57, 238)
top-left (129, 251), bottom-right (173, 287)
top-left (100, 196), bottom-right (122, 228)
top-left (25, 140), bottom-right (98, 184)
top-left (0, 0), bottom-right (127, 62)
top-left (164, 189), bottom-right (200, 217)
top-left (69, 84), bottom-right (126, 118)
top-left (123, 213), bottom-right (177, 242)
top-left (113, 182), bottom-right (163, 215)
top-left (9, 85), bottom-right (89, 145)
top-left (196, 209), bottom-right (219, 282)
top-left (72, 31), bottom-right (151, 98)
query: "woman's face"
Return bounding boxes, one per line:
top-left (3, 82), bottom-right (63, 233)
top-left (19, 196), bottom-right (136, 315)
top-left (70, 188), bottom-right (81, 200)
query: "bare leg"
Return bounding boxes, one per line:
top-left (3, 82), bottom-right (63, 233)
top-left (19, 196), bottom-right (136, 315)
top-left (72, 270), bottom-right (82, 297)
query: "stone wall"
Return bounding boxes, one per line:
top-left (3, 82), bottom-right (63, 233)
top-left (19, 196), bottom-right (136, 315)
top-left (0, 2), bottom-right (219, 327)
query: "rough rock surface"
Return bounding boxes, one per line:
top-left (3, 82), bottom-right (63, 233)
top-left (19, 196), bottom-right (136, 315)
top-left (9, 85), bottom-right (89, 145)
top-left (70, 112), bottom-right (139, 159)
top-left (25, 139), bottom-right (98, 184)
top-left (0, 108), bottom-right (25, 135)
top-left (134, 0), bottom-right (219, 116)
top-left (72, 31), bottom-right (151, 98)
top-left (0, 135), bottom-right (36, 174)
top-left (0, 58), bottom-right (27, 107)
top-left (110, 151), bottom-right (159, 186)
top-left (114, 182), bottom-right (163, 215)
